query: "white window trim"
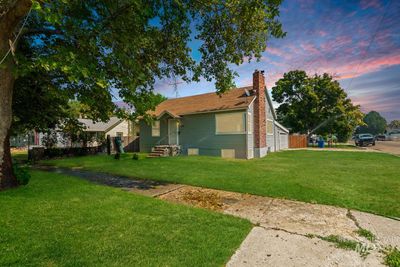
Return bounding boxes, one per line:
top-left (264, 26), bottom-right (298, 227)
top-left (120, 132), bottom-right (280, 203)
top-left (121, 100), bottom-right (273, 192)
top-left (215, 112), bottom-right (246, 135)
top-left (152, 120), bottom-right (160, 137)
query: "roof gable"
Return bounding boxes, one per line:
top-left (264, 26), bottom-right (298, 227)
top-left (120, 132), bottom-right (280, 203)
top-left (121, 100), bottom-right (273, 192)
top-left (265, 89), bottom-right (277, 120)
top-left (79, 117), bottom-right (123, 132)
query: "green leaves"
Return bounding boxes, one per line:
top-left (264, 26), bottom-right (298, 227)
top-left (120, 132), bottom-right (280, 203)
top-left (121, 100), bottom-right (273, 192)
top-left (31, 1), bottom-right (42, 11)
top-left (272, 70), bottom-right (364, 141)
top-left (357, 111), bottom-right (387, 135)
top-left (14, 0), bottom-right (285, 129)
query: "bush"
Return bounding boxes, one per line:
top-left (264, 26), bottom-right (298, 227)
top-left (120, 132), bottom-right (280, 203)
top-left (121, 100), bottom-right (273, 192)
top-left (13, 162), bottom-right (31, 185)
top-left (29, 146), bottom-right (101, 161)
top-left (132, 153), bottom-right (139, 160)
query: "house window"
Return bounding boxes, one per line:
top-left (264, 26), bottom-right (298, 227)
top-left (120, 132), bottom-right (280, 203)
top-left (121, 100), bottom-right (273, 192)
top-left (221, 149), bottom-right (236, 158)
top-left (267, 120), bottom-right (274, 134)
top-left (152, 120), bottom-right (160, 137)
top-left (188, 148), bottom-right (199, 155)
top-left (216, 112), bottom-right (245, 134)
top-left (116, 132), bottom-right (123, 138)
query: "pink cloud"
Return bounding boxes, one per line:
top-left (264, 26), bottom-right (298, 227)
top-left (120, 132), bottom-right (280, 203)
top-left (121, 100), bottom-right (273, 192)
top-left (300, 43), bottom-right (320, 54)
top-left (317, 30), bottom-right (327, 37)
top-left (265, 47), bottom-right (289, 58)
top-left (336, 54), bottom-right (400, 79)
top-left (360, 0), bottom-right (382, 9)
top-left (352, 94), bottom-right (398, 112)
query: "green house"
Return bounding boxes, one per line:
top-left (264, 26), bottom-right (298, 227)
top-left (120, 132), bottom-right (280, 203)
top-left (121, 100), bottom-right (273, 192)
top-left (140, 70), bottom-right (289, 159)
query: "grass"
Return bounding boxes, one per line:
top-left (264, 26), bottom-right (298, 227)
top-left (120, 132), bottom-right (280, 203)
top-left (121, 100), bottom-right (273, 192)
top-left (319, 235), bottom-right (360, 251)
top-left (384, 247), bottom-right (400, 267)
top-left (318, 235), bottom-right (372, 258)
top-left (356, 228), bottom-right (376, 242)
top-left (43, 150), bottom-right (400, 218)
top-left (308, 143), bottom-right (359, 149)
top-left (0, 171), bottom-right (251, 266)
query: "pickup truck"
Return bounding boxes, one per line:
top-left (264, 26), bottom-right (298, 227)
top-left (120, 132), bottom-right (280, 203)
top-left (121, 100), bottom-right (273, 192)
top-left (355, 134), bottom-right (375, 147)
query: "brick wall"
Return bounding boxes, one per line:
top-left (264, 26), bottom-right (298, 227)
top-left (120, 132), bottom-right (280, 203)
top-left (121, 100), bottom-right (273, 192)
top-left (253, 70), bottom-right (267, 149)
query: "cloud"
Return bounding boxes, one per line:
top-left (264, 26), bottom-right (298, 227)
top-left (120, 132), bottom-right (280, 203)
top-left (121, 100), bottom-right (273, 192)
top-left (151, 0), bottom-right (400, 121)
top-left (359, 0), bottom-right (382, 10)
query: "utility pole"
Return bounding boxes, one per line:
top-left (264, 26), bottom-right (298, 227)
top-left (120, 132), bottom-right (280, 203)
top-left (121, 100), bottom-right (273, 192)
top-left (168, 74), bottom-right (183, 98)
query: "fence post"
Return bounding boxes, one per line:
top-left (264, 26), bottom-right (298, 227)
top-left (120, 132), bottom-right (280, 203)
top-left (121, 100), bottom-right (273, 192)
top-left (106, 135), bottom-right (111, 155)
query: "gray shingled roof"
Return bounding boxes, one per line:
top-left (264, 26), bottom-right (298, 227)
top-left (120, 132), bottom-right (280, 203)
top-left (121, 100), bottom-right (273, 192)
top-left (78, 117), bottom-right (122, 132)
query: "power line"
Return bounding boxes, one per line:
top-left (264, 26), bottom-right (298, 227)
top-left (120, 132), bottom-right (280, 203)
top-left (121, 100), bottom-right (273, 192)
top-left (168, 73), bottom-right (183, 98)
top-left (0, 3), bottom-right (33, 65)
top-left (346, 0), bottom-right (392, 91)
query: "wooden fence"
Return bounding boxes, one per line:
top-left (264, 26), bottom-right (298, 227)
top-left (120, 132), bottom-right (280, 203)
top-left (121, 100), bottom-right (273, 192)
top-left (122, 136), bottom-right (140, 152)
top-left (289, 134), bottom-right (308, 148)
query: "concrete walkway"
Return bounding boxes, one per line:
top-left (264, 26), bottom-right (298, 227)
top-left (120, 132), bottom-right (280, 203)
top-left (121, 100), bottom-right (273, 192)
top-left (38, 166), bottom-right (400, 266)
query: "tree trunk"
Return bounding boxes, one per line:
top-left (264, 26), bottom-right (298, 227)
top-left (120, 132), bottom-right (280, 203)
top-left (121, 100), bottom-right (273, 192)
top-left (0, 0), bottom-right (32, 190)
top-left (0, 43), bottom-right (18, 189)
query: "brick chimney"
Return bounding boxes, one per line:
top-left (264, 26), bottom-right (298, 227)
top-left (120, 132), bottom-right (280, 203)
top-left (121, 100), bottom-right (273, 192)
top-left (253, 70), bottom-right (267, 156)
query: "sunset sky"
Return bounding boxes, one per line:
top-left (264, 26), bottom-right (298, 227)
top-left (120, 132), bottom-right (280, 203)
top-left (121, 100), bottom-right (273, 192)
top-left (153, 0), bottom-right (400, 122)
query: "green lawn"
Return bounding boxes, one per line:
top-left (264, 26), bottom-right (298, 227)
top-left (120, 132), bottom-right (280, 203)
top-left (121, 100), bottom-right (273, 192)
top-left (0, 171), bottom-right (251, 266)
top-left (44, 150), bottom-right (400, 218)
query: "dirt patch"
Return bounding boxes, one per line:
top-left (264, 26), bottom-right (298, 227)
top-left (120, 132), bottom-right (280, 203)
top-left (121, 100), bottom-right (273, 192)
top-left (158, 186), bottom-right (243, 211)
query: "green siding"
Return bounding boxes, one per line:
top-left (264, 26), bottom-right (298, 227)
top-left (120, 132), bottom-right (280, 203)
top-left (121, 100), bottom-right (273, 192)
top-left (139, 116), bottom-right (169, 152)
top-left (180, 112), bottom-right (247, 158)
top-left (140, 111), bottom-right (248, 158)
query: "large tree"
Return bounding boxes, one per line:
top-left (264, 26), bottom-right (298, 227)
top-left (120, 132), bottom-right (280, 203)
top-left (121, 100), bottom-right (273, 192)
top-left (388, 120), bottom-right (400, 129)
top-left (272, 70), bottom-right (364, 141)
top-left (0, 0), bottom-right (285, 189)
top-left (356, 111), bottom-right (387, 135)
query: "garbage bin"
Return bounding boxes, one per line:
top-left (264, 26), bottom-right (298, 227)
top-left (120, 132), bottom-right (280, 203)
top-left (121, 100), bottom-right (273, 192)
top-left (318, 140), bottom-right (325, 148)
top-left (114, 136), bottom-right (125, 153)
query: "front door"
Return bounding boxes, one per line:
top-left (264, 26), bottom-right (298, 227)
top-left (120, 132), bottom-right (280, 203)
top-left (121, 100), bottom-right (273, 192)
top-left (168, 119), bottom-right (179, 145)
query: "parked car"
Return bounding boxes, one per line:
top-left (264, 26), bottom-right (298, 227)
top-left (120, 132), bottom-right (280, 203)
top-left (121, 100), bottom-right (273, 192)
top-left (355, 134), bottom-right (375, 146)
top-left (375, 134), bottom-right (388, 141)
top-left (388, 130), bottom-right (400, 141)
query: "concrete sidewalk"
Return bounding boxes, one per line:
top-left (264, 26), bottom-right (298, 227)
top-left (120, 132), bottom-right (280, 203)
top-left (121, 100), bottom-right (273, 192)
top-left (38, 166), bottom-right (400, 266)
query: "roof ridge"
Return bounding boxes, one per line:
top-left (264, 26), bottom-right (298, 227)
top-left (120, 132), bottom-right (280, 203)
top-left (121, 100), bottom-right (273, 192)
top-left (164, 86), bottom-right (253, 101)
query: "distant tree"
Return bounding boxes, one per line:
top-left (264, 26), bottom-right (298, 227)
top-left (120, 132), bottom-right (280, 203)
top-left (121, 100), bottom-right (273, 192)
top-left (388, 120), bottom-right (400, 129)
top-left (1, 0), bottom-right (287, 189)
top-left (272, 70), bottom-right (364, 141)
top-left (357, 111), bottom-right (387, 135)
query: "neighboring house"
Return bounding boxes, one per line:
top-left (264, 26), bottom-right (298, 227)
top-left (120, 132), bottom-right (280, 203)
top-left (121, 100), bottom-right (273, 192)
top-left (140, 70), bottom-right (289, 159)
top-left (32, 117), bottom-right (131, 148)
top-left (78, 117), bottom-right (130, 140)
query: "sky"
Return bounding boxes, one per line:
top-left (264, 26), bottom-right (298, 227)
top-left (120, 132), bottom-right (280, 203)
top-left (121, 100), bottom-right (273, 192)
top-left (153, 0), bottom-right (400, 122)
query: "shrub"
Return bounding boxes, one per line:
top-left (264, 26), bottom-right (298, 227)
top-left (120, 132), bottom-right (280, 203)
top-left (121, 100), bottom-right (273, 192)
top-left (13, 162), bottom-right (31, 185)
top-left (132, 153), bottom-right (139, 160)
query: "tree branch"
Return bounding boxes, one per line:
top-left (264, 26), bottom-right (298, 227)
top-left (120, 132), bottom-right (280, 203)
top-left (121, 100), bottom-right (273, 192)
top-left (22, 28), bottom-right (63, 37)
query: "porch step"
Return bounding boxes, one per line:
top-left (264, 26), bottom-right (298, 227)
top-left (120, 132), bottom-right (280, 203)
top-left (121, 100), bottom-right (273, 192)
top-left (147, 145), bottom-right (181, 158)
